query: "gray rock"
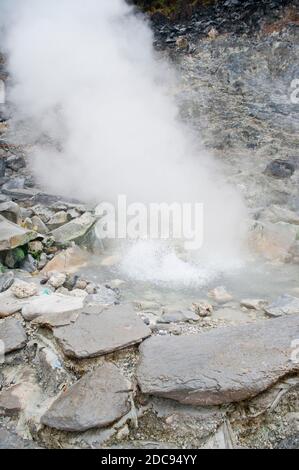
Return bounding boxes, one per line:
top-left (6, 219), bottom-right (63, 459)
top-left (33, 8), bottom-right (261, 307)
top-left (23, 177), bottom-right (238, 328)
top-left (0, 201), bottom-right (20, 224)
top-left (276, 434), bottom-right (299, 449)
top-left (0, 429), bottom-right (41, 449)
top-left (0, 215), bottom-right (37, 251)
top-left (158, 310), bottom-right (199, 324)
top-left (0, 317), bottom-right (27, 354)
top-left (265, 295), bottom-right (299, 317)
top-left (41, 363), bottom-right (131, 431)
top-left (31, 215), bottom-right (49, 234)
top-left (137, 315), bottom-right (299, 406)
top-left (6, 155), bottom-right (26, 171)
top-left (20, 254), bottom-right (38, 273)
top-left (53, 305), bottom-right (151, 359)
top-left (0, 272), bottom-right (14, 293)
top-left (265, 159), bottom-right (295, 179)
top-left (21, 293), bottom-right (84, 321)
top-left (84, 286), bottom-right (118, 311)
top-left (0, 290), bottom-right (26, 318)
top-left (51, 212), bottom-right (96, 244)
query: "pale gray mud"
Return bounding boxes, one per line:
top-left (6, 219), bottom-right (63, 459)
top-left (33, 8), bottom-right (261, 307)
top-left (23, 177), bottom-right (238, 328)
top-left (0, 2), bottom-right (299, 449)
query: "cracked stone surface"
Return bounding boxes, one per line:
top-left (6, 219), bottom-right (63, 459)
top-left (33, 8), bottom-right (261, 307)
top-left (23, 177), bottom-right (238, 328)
top-left (53, 304), bottom-right (151, 359)
top-left (41, 363), bottom-right (131, 431)
top-left (21, 293), bottom-right (84, 321)
top-left (137, 315), bottom-right (299, 405)
top-left (0, 317), bottom-right (27, 354)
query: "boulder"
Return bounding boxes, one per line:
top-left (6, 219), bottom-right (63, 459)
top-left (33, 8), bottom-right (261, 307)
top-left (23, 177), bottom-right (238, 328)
top-left (53, 304), bottom-right (151, 359)
top-left (41, 363), bottom-right (131, 431)
top-left (137, 315), bottom-right (299, 406)
top-left (0, 215), bottom-right (37, 251)
top-left (51, 212), bottom-right (96, 244)
top-left (265, 295), bottom-right (299, 317)
top-left (21, 293), bottom-right (84, 321)
top-left (0, 317), bottom-right (27, 354)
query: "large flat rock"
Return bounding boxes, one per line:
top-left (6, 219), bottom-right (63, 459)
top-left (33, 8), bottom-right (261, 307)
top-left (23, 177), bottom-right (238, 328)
top-left (21, 293), bottom-right (84, 321)
top-left (41, 363), bottom-right (131, 431)
top-left (0, 317), bottom-right (27, 354)
top-left (0, 289), bottom-right (27, 318)
top-left (53, 305), bottom-right (151, 359)
top-left (265, 295), bottom-right (299, 317)
top-left (137, 315), bottom-right (299, 406)
top-left (51, 213), bottom-right (95, 244)
top-left (0, 215), bottom-right (37, 251)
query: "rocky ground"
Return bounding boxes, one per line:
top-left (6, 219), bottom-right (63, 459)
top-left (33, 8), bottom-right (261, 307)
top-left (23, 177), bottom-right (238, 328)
top-left (0, 1), bottom-right (299, 450)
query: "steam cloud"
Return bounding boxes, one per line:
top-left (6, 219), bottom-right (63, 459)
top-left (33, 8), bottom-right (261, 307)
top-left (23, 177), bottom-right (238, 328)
top-left (0, 0), bottom-right (247, 283)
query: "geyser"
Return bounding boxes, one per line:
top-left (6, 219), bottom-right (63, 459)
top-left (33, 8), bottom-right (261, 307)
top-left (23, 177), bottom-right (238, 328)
top-left (0, 0), bottom-right (247, 284)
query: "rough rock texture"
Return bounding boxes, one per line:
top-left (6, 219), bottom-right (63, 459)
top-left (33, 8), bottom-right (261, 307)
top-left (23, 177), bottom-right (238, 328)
top-left (41, 363), bottom-right (131, 431)
top-left (0, 317), bottom-right (27, 354)
top-left (265, 295), bottom-right (299, 317)
top-left (0, 289), bottom-right (26, 317)
top-left (0, 429), bottom-right (41, 449)
top-left (41, 245), bottom-right (90, 274)
top-left (53, 305), bottom-right (151, 359)
top-left (51, 212), bottom-right (95, 244)
top-left (137, 315), bottom-right (299, 405)
top-left (0, 215), bottom-right (37, 251)
top-left (21, 293), bottom-right (84, 321)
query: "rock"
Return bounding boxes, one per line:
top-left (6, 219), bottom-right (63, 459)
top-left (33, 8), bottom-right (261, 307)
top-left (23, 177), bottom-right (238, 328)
top-left (41, 246), bottom-right (90, 274)
top-left (20, 254), bottom-right (38, 273)
top-left (31, 215), bottom-right (49, 234)
top-left (33, 310), bottom-right (80, 328)
top-left (192, 300), bottom-right (213, 317)
top-left (176, 37), bottom-right (188, 49)
top-left (212, 307), bottom-right (249, 324)
top-left (158, 310), bottom-right (199, 324)
top-left (249, 221), bottom-right (297, 261)
top-left (11, 280), bottom-right (38, 299)
top-left (48, 211), bottom-right (69, 228)
top-left (0, 201), bottom-right (20, 224)
top-left (51, 212), bottom-right (96, 244)
top-left (265, 295), bottom-right (299, 318)
top-left (265, 159), bottom-right (295, 179)
top-left (0, 215), bottom-right (37, 251)
top-left (4, 247), bottom-right (25, 269)
top-left (260, 205), bottom-right (299, 225)
top-left (208, 286), bottom-right (233, 304)
top-left (0, 317), bottom-right (27, 354)
top-left (74, 279), bottom-right (87, 290)
top-left (276, 434), bottom-right (299, 449)
top-left (41, 363), bottom-right (131, 432)
top-left (241, 299), bottom-right (268, 310)
top-left (137, 315), bottom-right (299, 406)
top-left (69, 288), bottom-right (88, 298)
top-left (6, 155), bottom-right (26, 171)
top-left (21, 293), bottom-right (84, 321)
top-left (0, 290), bottom-right (26, 318)
top-left (28, 240), bottom-right (43, 255)
top-left (0, 385), bottom-right (23, 415)
top-left (32, 204), bottom-right (54, 223)
top-left (84, 286), bottom-right (118, 310)
top-left (208, 27), bottom-right (219, 39)
top-left (48, 272), bottom-right (66, 289)
top-left (202, 422), bottom-right (235, 449)
top-left (53, 304), bottom-right (151, 359)
top-left (0, 429), bottom-right (41, 449)
top-left (0, 272), bottom-right (14, 293)
top-left (85, 282), bottom-right (97, 294)
top-left (0, 157), bottom-right (5, 177)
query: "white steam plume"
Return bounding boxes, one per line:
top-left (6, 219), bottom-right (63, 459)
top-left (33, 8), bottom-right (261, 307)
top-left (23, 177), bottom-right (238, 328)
top-left (0, 0), bottom-right (247, 283)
